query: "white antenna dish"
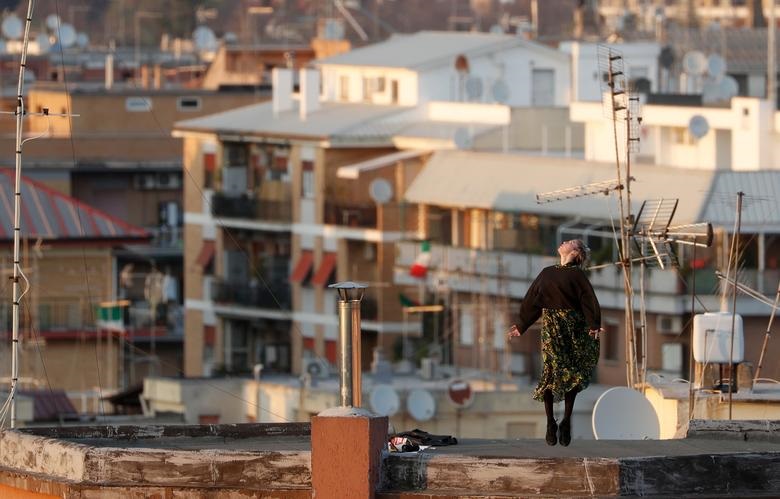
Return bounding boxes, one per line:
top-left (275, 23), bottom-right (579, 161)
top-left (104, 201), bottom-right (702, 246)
top-left (718, 76), bottom-right (739, 100)
top-left (193, 25), bottom-right (218, 52)
top-left (76, 32), bottom-right (89, 48)
top-left (464, 76), bottom-right (483, 100)
top-left (369, 178), bottom-right (393, 205)
top-left (592, 387), bottom-right (660, 439)
top-left (682, 50), bottom-right (707, 75)
top-left (35, 33), bottom-right (50, 54)
top-left (491, 79), bottom-right (509, 104)
top-left (707, 53), bottom-right (726, 80)
top-left (58, 23), bottom-right (77, 48)
top-left (688, 115), bottom-right (709, 139)
top-left (45, 14), bottom-right (60, 31)
top-left (1, 14), bottom-right (23, 40)
top-left (407, 389), bottom-right (435, 421)
top-left (453, 127), bottom-right (472, 149)
top-left (369, 385), bottom-right (400, 416)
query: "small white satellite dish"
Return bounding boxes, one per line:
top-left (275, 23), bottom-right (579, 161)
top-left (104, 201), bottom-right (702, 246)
top-left (45, 14), bottom-right (60, 31)
top-left (707, 53), bottom-right (726, 80)
top-left (369, 178), bottom-right (393, 205)
top-left (464, 76), bottom-right (483, 100)
top-left (688, 115), bottom-right (709, 139)
top-left (592, 387), bottom-right (660, 440)
top-left (491, 79), bottom-right (509, 104)
top-left (58, 23), bottom-right (77, 48)
top-left (702, 80), bottom-right (720, 104)
top-left (369, 385), bottom-right (400, 416)
top-left (1, 14), bottom-right (23, 40)
top-left (35, 33), bottom-right (50, 54)
top-left (453, 127), bottom-right (472, 149)
top-left (718, 76), bottom-right (739, 100)
top-left (76, 32), bottom-right (89, 48)
top-left (682, 50), bottom-right (707, 75)
top-left (407, 389), bottom-right (435, 421)
top-left (193, 25), bottom-right (218, 52)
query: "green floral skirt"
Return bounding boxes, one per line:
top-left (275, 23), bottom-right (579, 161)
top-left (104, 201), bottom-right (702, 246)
top-left (532, 308), bottom-right (600, 403)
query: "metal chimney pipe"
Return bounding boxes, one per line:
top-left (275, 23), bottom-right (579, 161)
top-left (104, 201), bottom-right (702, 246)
top-left (329, 281), bottom-right (367, 407)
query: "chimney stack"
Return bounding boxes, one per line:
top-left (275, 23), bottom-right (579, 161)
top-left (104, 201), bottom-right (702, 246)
top-left (299, 68), bottom-right (321, 121)
top-left (272, 68), bottom-right (293, 116)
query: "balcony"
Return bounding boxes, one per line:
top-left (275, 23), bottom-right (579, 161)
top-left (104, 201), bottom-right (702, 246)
top-left (211, 279), bottom-right (291, 310)
top-left (211, 192), bottom-right (292, 223)
top-left (324, 203), bottom-right (377, 228)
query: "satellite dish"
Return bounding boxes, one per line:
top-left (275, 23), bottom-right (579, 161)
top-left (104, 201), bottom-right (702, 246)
top-left (447, 379), bottom-right (474, 409)
top-left (592, 387), bottom-right (660, 440)
top-left (707, 53), bottom-right (726, 80)
top-left (193, 25), bottom-right (218, 52)
top-left (45, 14), bottom-right (60, 31)
top-left (407, 389), bottom-right (435, 421)
top-left (58, 23), bottom-right (77, 48)
top-left (491, 79), bottom-right (509, 104)
top-left (1, 14), bottom-right (23, 40)
top-left (223, 31), bottom-right (238, 45)
top-left (465, 76), bottom-right (483, 100)
top-left (453, 127), bottom-right (472, 149)
top-left (35, 33), bottom-right (50, 54)
top-left (369, 385), bottom-right (400, 416)
top-left (659, 46), bottom-right (675, 69)
top-left (76, 32), bottom-right (89, 48)
top-left (632, 77), bottom-right (651, 94)
top-left (682, 51), bottom-right (707, 75)
top-left (688, 115), bottom-right (709, 139)
top-left (718, 76), bottom-right (739, 100)
top-left (369, 178), bottom-right (393, 205)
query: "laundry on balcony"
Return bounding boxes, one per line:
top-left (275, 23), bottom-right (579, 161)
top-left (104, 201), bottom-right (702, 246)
top-left (289, 250), bottom-right (314, 284)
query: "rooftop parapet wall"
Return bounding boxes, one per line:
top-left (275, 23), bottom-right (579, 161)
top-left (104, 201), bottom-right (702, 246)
top-left (0, 423), bottom-right (312, 491)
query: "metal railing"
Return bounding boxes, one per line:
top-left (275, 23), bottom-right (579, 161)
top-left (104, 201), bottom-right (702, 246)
top-left (211, 192), bottom-right (292, 223)
top-left (211, 279), bottom-right (291, 310)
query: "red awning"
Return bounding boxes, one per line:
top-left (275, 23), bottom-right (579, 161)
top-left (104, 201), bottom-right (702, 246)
top-left (289, 250), bottom-right (314, 283)
top-left (196, 241), bottom-right (216, 267)
top-left (310, 252), bottom-right (337, 287)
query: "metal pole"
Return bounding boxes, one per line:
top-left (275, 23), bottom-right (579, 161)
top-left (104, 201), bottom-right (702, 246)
top-left (770, 0), bottom-right (776, 108)
top-left (728, 192), bottom-right (744, 420)
top-left (331, 281), bottom-right (367, 407)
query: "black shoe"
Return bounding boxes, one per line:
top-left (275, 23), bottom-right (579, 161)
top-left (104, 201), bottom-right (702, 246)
top-left (559, 419), bottom-right (571, 447)
top-left (545, 420), bottom-right (558, 446)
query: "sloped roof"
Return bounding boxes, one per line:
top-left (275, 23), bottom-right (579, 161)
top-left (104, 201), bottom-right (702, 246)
top-left (316, 30), bottom-right (566, 70)
top-left (174, 101), bottom-right (410, 142)
top-left (404, 150), bottom-right (780, 231)
top-left (0, 169), bottom-right (149, 241)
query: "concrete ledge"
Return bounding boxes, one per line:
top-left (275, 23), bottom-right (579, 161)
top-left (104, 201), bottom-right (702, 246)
top-left (686, 419), bottom-right (780, 441)
top-left (0, 423), bottom-right (312, 490)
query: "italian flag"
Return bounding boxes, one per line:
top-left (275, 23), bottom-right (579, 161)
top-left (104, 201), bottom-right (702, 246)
top-left (409, 240), bottom-right (431, 278)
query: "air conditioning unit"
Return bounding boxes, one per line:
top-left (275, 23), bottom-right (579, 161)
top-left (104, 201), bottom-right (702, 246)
top-left (157, 173), bottom-right (181, 189)
top-left (133, 173), bottom-right (157, 190)
top-left (303, 357), bottom-right (330, 379)
top-left (656, 315), bottom-right (683, 335)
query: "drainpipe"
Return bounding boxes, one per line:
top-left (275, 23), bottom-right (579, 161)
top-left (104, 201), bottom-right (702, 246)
top-left (329, 281), bottom-right (368, 407)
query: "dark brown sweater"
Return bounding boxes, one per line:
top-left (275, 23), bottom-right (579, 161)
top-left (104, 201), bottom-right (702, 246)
top-left (515, 264), bottom-right (601, 333)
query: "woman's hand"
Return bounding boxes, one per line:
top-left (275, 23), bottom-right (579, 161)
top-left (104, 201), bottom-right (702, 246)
top-left (507, 325), bottom-right (521, 338)
top-left (589, 327), bottom-right (605, 339)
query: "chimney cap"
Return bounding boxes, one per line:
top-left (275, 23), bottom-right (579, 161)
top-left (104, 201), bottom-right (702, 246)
top-left (329, 281), bottom-right (368, 301)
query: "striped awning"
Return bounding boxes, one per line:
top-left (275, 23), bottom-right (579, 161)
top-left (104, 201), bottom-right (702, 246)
top-left (0, 169), bottom-right (149, 241)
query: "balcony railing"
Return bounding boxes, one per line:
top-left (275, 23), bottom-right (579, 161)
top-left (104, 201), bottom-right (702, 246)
top-left (324, 203), bottom-right (377, 228)
top-left (211, 279), bottom-right (291, 310)
top-left (211, 192), bottom-right (292, 223)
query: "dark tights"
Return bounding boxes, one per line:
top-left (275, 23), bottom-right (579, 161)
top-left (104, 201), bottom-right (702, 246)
top-left (543, 388), bottom-right (579, 423)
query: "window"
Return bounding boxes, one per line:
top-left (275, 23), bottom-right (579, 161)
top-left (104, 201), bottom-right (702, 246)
top-left (391, 80), bottom-right (399, 103)
top-left (125, 96), bottom-right (152, 112)
top-left (339, 75), bottom-right (349, 101)
top-left (672, 127), bottom-right (695, 145)
top-left (603, 322), bottom-right (619, 361)
top-left (301, 160), bottom-right (315, 198)
top-left (177, 96), bottom-right (202, 111)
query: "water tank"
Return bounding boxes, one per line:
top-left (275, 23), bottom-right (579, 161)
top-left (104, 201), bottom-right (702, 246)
top-left (692, 312), bottom-right (744, 363)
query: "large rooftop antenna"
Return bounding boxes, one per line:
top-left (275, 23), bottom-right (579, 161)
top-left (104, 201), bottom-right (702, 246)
top-left (0, 0), bottom-right (79, 430)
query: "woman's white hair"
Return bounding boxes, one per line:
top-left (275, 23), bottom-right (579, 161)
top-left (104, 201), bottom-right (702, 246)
top-left (561, 239), bottom-right (590, 266)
